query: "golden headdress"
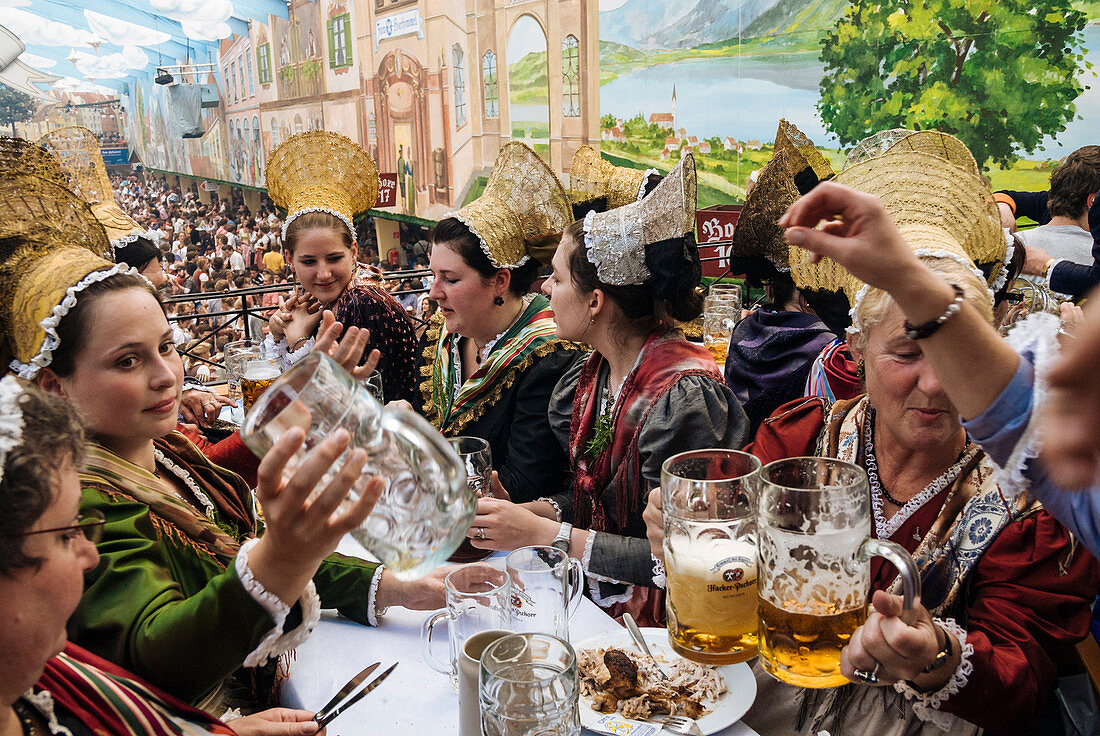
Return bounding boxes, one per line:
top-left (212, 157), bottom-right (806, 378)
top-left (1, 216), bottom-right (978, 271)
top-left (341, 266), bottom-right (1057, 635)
top-left (789, 130), bottom-right (1006, 332)
top-left (730, 120), bottom-right (834, 274)
top-left (568, 145), bottom-right (656, 210)
top-left (265, 130), bottom-right (379, 242)
top-left (583, 152), bottom-right (697, 286)
top-left (37, 127), bottom-right (145, 249)
top-left (0, 172), bottom-right (123, 378)
top-left (445, 141), bottom-right (572, 268)
top-left (0, 137), bottom-right (69, 188)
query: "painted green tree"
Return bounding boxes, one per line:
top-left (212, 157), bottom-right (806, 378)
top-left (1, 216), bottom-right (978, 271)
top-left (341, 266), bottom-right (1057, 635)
top-left (0, 84), bottom-right (35, 137)
top-left (818, 0), bottom-right (1090, 168)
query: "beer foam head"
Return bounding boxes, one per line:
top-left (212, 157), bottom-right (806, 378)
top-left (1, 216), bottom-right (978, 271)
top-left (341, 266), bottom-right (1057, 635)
top-left (243, 360), bottom-right (281, 381)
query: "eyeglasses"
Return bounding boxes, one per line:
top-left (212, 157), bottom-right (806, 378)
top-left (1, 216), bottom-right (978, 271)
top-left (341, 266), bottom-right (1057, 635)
top-left (18, 509), bottom-right (106, 544)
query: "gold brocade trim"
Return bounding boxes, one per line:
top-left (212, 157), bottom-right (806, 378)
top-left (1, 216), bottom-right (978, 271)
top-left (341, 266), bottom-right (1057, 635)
top-left (419, 312), bottom-right (445, 424)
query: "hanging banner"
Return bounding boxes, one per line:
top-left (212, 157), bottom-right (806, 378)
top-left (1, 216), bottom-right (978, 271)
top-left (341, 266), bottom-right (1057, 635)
top-left (378, 173), bottom-right (398, 207)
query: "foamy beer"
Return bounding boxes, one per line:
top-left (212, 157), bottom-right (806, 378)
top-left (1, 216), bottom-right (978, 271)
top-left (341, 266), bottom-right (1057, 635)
top-left (662, 449), bottom-right (761, 665)
top-left (701, 291), bottom-right (739, 368)
top-left (240, 357), bottom-right (282, 412)
top-left (756, 457), bottom-right (921, 688)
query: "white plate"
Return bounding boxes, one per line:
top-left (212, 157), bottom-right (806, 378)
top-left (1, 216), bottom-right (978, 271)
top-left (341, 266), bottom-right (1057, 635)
top-left (575, 627), bottom-right (756, 735)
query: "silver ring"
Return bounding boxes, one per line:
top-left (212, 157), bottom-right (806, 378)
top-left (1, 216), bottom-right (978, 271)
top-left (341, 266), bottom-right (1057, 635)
top-left (475, 527), bottom-right (485, 540)
top-left (853, 662), bottom-right (881, 685)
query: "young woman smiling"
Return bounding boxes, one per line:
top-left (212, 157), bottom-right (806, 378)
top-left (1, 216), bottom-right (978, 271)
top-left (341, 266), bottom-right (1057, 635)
top-left (264, 131), bottom-right (418, 402)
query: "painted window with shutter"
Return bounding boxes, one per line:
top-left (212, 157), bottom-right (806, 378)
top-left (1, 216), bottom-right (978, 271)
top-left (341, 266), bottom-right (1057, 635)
top-left (328, 14), bottom-right (352, 69)
top-left (257, 43), bottom-right (272, 85)
top-left (482, 50), bottom-right (498, 118)
top-left (246, 46), bottom-right (255, 96)
top-left (452, 44), bottom-right (467, 128)
top-left (562, 35), bottom-right (580, 118)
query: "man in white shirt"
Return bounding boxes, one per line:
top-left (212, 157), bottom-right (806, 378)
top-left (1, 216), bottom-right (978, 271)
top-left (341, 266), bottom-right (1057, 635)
top-left (227, 243), bottom-right (246, 273)
top-left (1022, 145), bottom-right (1100, 296)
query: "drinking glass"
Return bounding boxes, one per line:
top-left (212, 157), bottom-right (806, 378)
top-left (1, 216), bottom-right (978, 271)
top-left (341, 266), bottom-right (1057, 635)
top-left (756, 457), bottom-right (921, 688)
top-left (240, 352), bottom-right (472, 579)
top-left (224, 339), bottom-right (261, 401)
top-left (662, 449), bottom-right (761, 665)
top-left (702, 289), bottom-right (741, 367)
top-left (448, 436), bottom-right (495, 563)
top-left (422, 565), bottom-right (511, 688)
top-left (506, 546), bottom-right (583, 641)
top-left (240, 351), bottom-right (282, 413)
top-left (479, 633), bottom-right (580, 736)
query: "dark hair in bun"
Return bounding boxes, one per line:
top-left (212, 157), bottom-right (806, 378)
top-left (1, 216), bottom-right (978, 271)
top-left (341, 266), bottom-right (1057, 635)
top-left (563, 219), bottom-right (703, 327)
top-left (429, 217), bottom-right (540, 296)
top-left (114, 235), bottom-right (161, 272)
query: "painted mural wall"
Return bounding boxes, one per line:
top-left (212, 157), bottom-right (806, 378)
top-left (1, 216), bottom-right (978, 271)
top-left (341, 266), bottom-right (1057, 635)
top-left (120, 0), bottom-right (1100, 219)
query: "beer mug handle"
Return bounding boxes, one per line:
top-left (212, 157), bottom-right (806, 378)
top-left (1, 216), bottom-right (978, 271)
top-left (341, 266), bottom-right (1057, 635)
top-left (858, 538), bottom-right (922, 627)
top-left (420, 608), bottom-right (454, 675)
top-left (564, 558), bottom-right (584, 618)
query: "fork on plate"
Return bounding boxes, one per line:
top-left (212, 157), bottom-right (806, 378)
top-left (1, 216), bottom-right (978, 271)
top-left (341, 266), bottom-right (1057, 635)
top-left (647, 715), bottom-right (704, 736)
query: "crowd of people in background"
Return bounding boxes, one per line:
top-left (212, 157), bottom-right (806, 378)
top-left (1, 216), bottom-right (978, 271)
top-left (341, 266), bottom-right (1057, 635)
top-left (106, 173), bottom-right (436, 384)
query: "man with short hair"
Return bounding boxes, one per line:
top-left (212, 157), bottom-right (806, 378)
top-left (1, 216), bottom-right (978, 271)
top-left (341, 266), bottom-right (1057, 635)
top-left (1022, 145), bottom-right (1100, 297)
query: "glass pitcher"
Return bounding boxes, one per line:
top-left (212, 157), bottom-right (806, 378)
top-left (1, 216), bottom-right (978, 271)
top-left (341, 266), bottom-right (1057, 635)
top-left (756, 457), bottom-right (921, 688)
top-left (240, 352), bottom-right (473, 580)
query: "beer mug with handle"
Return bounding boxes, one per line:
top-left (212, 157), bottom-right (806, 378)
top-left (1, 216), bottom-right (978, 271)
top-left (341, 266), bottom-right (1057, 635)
top-left (422, 565), bottom-right (511, 689)
top-left (757, 457), bottom-right (921, 689)
top-left (240, 352), bottom-right (473, 579)
top-left (662, 449), bottom-right (761, 665)
top-left (506, 546), bottom-right (583, 641)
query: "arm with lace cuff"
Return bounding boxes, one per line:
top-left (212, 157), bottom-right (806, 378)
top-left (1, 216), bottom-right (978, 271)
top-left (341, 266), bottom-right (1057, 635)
top-left (312, 552), bottom-right (386, 626)
top-left (236, 538), bottom-right (320, 667)
top-left (897, 511), bottom-right (1100, 733)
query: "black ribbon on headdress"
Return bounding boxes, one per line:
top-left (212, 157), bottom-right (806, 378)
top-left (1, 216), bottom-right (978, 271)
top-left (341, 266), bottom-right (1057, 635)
top-left (644, 233), bottom-right (700, 299)
top-left (570, 196), bottom-right (610, 221)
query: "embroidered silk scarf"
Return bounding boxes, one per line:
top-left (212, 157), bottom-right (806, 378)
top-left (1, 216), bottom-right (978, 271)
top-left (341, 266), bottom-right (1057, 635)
top-left (822, 396), bottom-right (1035, 616)
top-left (36, 643), bottom-right (233, 736)
top-left (568, 330), bottom-right (723, 533)
top-left (80, 432), bottom-right (255, 566)
top-left (421, 295), bottom-right (569, 434)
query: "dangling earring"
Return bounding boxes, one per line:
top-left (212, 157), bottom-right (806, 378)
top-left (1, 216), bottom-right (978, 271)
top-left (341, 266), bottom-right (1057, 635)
top-left (856, 360), bottom-right (866, 380)
top-left (493, 295), bottom-right (504, 306)
top-left (589, 318), bottom-right (595, 325)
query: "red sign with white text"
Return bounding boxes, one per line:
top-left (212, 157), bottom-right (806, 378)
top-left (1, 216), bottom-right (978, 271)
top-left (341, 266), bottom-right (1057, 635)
top-left (695, 205), bottom-right (742, 278)
top-left (378, 173), bottom-right (398, 207)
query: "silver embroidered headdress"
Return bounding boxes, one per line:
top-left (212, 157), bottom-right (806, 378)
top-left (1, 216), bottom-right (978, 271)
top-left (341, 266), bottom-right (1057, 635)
top-left (581, 152), bottom-right (697, 286)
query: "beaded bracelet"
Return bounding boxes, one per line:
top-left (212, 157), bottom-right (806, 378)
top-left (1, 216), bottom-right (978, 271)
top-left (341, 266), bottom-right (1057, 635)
top-left (904, 283), bottom-right (964, 341)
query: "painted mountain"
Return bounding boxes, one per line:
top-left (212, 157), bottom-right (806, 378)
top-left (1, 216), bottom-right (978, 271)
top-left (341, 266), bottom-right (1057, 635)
top-left (599, 0), bottom-right (782, 50)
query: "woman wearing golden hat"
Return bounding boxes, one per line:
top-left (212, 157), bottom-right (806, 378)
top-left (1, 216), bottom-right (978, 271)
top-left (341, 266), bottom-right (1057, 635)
top-left (265, 130), bottom-right (419, 402)
top-left (0, 172), bottom-right (451, 712)
top-left (470, 152), bottom-right (749, 625)
top-left (653, 133), bottom-right (1096, 735)
top-left (421, 142), bottom-right (583, 507)
top-left (568, 144), bottom-right (661, 218)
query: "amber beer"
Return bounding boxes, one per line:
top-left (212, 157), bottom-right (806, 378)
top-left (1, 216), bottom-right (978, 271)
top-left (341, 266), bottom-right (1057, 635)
top-left (704, 339), bottom-right (730, 366)
top-left (757, 596), bottom-right (867, 688)
top-left (666, 541), bottom-right (758, 664)
top-left (240, 361), bottom-right (281, 412)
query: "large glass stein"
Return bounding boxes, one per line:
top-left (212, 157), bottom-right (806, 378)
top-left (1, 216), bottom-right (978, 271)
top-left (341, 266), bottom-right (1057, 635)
top-left (241, 352), bottom-right (473, 579)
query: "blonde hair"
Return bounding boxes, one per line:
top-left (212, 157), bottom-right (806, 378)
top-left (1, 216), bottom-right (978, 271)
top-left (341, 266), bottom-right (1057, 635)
top-left (853, 256), bottom-right (993, 350)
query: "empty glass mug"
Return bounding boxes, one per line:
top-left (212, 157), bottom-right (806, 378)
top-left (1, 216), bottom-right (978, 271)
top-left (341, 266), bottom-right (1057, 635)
top-left (240, 352), bottom-right (473, 579)
top-left (448, 436), bottom-right (495, 563)
top-left (756, 457), bottom-right (921, 688)
top-left (223, 339), bottom-right (262, 401)
top-left (479, 633), bottom-right (580, 736)
top-left (422, 565), bottom-right (511, 688)
top-left (506, 546), bottom-right (583, 641)
top-left (662, 449), bottom-right (761, 665)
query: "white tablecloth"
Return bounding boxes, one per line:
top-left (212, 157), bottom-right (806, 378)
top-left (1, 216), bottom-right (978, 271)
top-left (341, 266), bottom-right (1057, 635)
top-left (281, 541), bottom-right (759, 736)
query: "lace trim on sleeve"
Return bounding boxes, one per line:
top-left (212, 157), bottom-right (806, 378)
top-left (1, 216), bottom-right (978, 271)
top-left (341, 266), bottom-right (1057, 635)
top-left (537, 496), bottom-right (563, 522)
top-left (651, 556), bottom-right (666, 589)
top-left (580, 530), bottom-right (636, 607)
top-left (236, 538), bottom-right (321, 667)
top-left (367, 565), bottom-right (387, 626)
top-left (23, 690), bottom-right (74, 736)
top-left (995, 312), bottom-right (1061, 498)
top-left (893, 618), bottom-right (974, 731)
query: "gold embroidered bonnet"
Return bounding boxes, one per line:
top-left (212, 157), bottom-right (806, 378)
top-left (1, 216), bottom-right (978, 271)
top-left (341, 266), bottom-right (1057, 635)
top-left (265, 130), bottom-right (379, 241)
top-left (582, 152), bottom-right (697, 286)
top-left (789, 130), bottom-right (1006, 331)
top-left (568, 145), bottom-right (656, 210)
top-left (37, 127), bottom-right (145, 249)
top-left (0, 172), bottom-right (122, 378)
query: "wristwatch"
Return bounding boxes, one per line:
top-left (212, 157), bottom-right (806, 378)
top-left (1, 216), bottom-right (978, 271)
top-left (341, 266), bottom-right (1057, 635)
top-left (550, 521), bottom-right (573, 554)
top-left (921, 624), bottom-right (954, 674)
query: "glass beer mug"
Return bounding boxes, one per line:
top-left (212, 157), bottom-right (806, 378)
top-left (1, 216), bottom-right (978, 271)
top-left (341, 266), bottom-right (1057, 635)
top-left (662, 449), bottom-right (761, 665)
top-left (756, 457), bottom-right (921, 688)
top-left (241, 352), bottom-right (473, 579)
